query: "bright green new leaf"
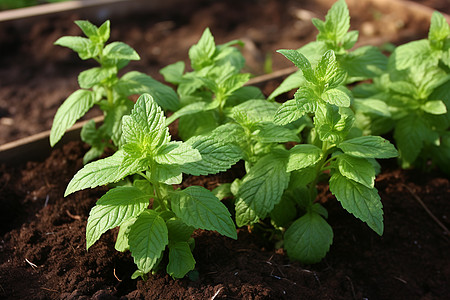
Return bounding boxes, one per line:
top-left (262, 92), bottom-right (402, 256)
top-left (338, 136), bottom-right (398, 159)
top-left (340, 46), bottom-right (387, 80)
top-left (149, 164), bottom-right (182, 185)
top-left (256, 123), bottom-right (300, 144)
top-left (78, 67), bottom-right (116, 89)
top-left (160, 61), bottom-right (185, 85)
top-left (75, 20), bottom-right (98, 39)
top-left (86, 186), bottom-right (150, 249)
top-left (50, 89), bottom-right (96, 146)
top-left (284, 212), bottom-right (333, 264)
top-left (421, 100), bottom-right (447, 115)
top-left (167, 242), bottom-right (196, 278)
top-left (428, 11), bottom-right (450, 46)
top-left (103, 41), bottom-right (140, 60)
top-left (154, 141), bottom-right (201, 165)
top-left (165, 102), bottom-right (209, 125)
top-left (392, 40), bottom-right (435, 70)
top-left (277, 49), bottom-right (315, 82)
top-left (319, 0), bottom-right (350, 42)
top-left (353, 98), bottom-right (391, 117)
top-left (329, 173), bottom-right (383, 235)
top-left (129, 210), bottom-right (168, 273)
top-left (171, 186), bottom-right (237, 239)
top-left (181, 136), bottom-right (243, 176)
top-left (235, 152), bottom-right (290, 226)
top-left (54, 36), bottom-right (98, 59)
top-left (189, 28), bottom-right (216, 70)
top-left (322, 88), bottom-right (351, 107)
top-left (232, 100), bottom-right (279, 123)
top-left (315, 50), bottom-right (338, 83)
top-left (273, 99), bottom-right (304, 125)
top-left (65, 150), bottom-right (144, 196)
top-left (287, 144), bottom-right (322, 172)
top-left (336, 154), bottom-right (375, 188)
top-left (269, 71), bottom-right (306, 100)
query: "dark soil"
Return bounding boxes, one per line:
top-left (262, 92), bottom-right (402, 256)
top-left (0, 0), bottom-right (445, 145)
top-left (0, 140), bottom-right (449, 300)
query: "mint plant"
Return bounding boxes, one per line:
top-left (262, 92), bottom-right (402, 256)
top-left (269, 0), bottom-right (387, 99)
top-left (230, 49), bottom-right (398, 263)
top-left (352, 11), bottom-right (450, 172)
top-left (51, 20), bottom-right (178, 163)
top-left (65, 94), bottom-right (237, 278)
top-left (160, 28), bottom-right (261, 139)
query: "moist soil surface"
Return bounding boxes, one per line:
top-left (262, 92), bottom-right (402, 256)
top-left (0, 141), bottom-right (449, 300)
top-left (0, 0), bottom-right (446, 145)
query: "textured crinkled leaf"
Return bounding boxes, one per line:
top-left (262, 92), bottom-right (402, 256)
top-left (154, 141), bottom-right (201, 165)
top-left (232, 100), bottom-right (279, 123)
top-left (122, 94), bottom-right (170, 150)
top-left (322, 88), bottom-right (351, 107)
top-left (287, 144), bottom-right (322, 172)
top-left (273, 99), bottom-right (304, 126)
top-left (392, 40), bottom-right (436, 70)
top-left (103, 41), bottom-right (140, 60)
top-left (129, 210), bottom-right (168, 273)
top-left (329, 173), bottom-right (383, 235)
top-left (65, 150), bottom-right (144, 196)
top-left (86, 186), bottom-right (150, 249)
top-left (181, 136), bottom-right (243, 176)
top-left (115, 217), bottom-right (136, 252)
top-left (428, 12), bottom-right (450, 45)
top-left (315, 50), bottom-right (338, 83)
top-left (336, 154), bottom-right (375, 188)
top-left (50, 89), bottom-right (95, 146)
top-left (295, 87), bottom-right (321, 113)
top-left (54, 36), bottom-right (98, 59)
top-left (208, 123), bottom-right (246, 144)
top-left (319, 0), bottom-right (350, 42)
top-left (171, 187), bottom-right (237, 239)
top-left (115, 71), bottom-right (179, 111)
top-left (284, 212), bottom-right (333, 263)
top-left (235, 153), bottom-right (290, 226)
top-left (277, 49), bottom-right (315, 82)
top-left (338, 136), bottom-right (398, 159)
top-left (167, 242), bottom-right (196, 278)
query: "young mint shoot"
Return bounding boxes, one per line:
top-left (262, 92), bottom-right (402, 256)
top-left (51, 20), bottom-right (178, 163)
top-left (65, 94), bottom-right (236, 278)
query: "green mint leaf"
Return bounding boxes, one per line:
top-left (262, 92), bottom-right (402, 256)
top-left (103, 41), bottom-right (140, 60)
top-left (336, 154), bottom-right (375, 188)
top-left (270, 195), bottom-right (297, 228)
top-left (181, 136), bottom-right (243, 176)
top-left (322, 88), bottom-right (351, 107)
top-left (78, 67), bottom-right (116, 89)
top-left (178, 111), bottom-right (218, 140)
top-left (86, 186), bottom-right (150, 250)
top-left (122, 94), bottom-right (170, 150)
top-left (284, 212), bottom-right (333, 264)
top-left (50, 89), bottom-right (96, 146)
top-left (338, 136), bottom-right (398, 159)
top-left (315, 50), bottom-right (338, 83)
top-left (232, 100), bottom-right (279, 123)
top-left (319, 0), bottom-right (350, 42)
top-left (149, 164), bottom-right (182, 185)
top-left (160, 61), bottom-right (185, 85)
top-left (273, 99), bottom-right (304, 125)
top-left (421, 100), bottom-right (447, 115)
top-left (329, 173), bottom-right (383, 235)
top-left (287, 144), bottom-right (322, 172)
top-left (342, 30), bottom-right (359, 50)
top-left (428, 11), bottom-right (450, 48)
top-left (129, 210), bottom-right (168, 273)
top-left (394, 116), bottom-right (437, 167)
top-left (65, 150), bottom-right (144, 196)
top-left (353, 98), bottom-right (391, 117)
top-left (226, 86), bottom-right (265, 107)
top-left (256, 123), bottom-right (300, 144)
top-left (154, 141), bottom-right (201, 165)
top-left (212, 183), bottom-right (232, 201)
top-left (295, 87), bottom-right (321, 113)
top-left (98, 20), bottom-right (110, 43)
top-left (235, 152), bottom-right (290, 226)
top-left (166, 219), bottom-right (195, 242)
top-left (315, 105), bottom-right (353, 144)
top-left (54, 36), bottom-right (98, 60)
top-left (115, 71), bottom-right (179, 111)
top-left (269, 70), bottom-right (306, 100)
top-left (208, 123), bottom-right (246, 144)
top-left (115, 217), bottom-right (136, 252)
top-left (189, 28), bottom-right (216, 70)
top-left (74, 20), bottom-right (98, 39)
top-left (392, 40), bottom-right (436, 70)
top-left (340, 46), bottom-right (388, 80)
top-left (171, 186), bottom-right (237, 239)
top-left (277, 49), bottom-right (316, 82)
top-left (165, 102), bottom-right (209, 125)
top-left (167, 242), bottom-right (196, 278)
top-left (289, 166), bottom-right (317, 187)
